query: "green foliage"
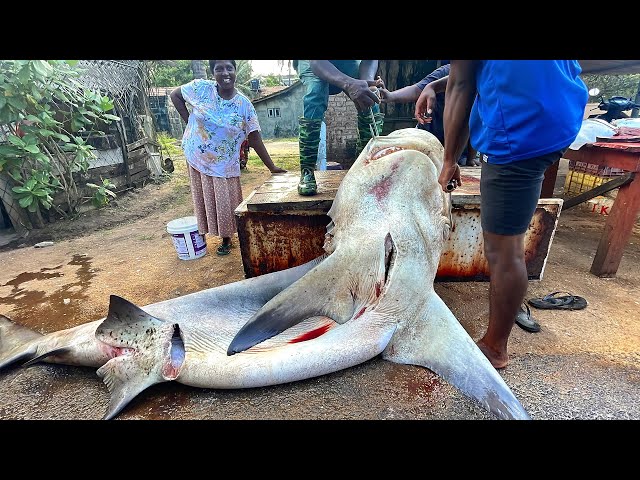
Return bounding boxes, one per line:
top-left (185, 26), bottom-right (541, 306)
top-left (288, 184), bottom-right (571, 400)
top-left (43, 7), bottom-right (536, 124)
top-left (157, 131), bottom-right (183, 157)
top-left (234, 60), bottom-right (254, 98)
top-left (582, 74), bottom-right (640, 100)
top-left (149, 60), bottom-right (198, 87)
top-left (262, 74), bottom-right (284, 87)
top-left (86, 178), bottom-right (116, 207)
top-left (0, 60), bottom-right (120, 223)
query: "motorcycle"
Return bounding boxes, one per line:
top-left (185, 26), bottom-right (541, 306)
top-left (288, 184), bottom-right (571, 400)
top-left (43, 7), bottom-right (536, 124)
top-left (587, 87), bottom-right (640, 123)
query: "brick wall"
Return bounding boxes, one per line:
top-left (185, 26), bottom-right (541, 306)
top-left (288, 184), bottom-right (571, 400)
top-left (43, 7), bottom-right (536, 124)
top-left (325, 92), bottom-right (359, 167)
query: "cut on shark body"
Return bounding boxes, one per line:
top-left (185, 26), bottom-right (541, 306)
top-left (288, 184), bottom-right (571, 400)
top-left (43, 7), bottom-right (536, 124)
top-left (0, 128), bottom-right (529, 420)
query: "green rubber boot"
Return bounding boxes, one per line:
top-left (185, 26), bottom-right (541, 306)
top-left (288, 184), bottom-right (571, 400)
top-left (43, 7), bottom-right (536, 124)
top-left (298, 117), bottom-right (322, 196)
top-left (356, 111), bottom-right (385, 157)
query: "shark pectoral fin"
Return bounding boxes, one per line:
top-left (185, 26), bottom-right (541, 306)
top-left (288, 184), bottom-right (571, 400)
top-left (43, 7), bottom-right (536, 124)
top-left (0, 314), bottom-right (42, 370)
top-left (227, 255), bottom-right (353, 356)
top-left (382, 290), bottom-right (530, 420)
top-left (95, 295), bottom-right (186, 420)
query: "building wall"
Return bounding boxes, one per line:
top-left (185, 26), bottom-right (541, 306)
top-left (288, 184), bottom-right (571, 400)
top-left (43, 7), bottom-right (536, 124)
top-left (149, 94), bottom-right (184, 140)
top-left (255, 88), bottom-right (360, 164)
top-left (253, 84), bottom-right (304, 138)
top-left (325, 92), bottom-right (359, 165)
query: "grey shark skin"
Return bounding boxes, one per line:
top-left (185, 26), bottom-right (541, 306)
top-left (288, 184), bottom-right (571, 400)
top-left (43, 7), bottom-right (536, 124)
top-left (0, 128), bottom-right (529, 420)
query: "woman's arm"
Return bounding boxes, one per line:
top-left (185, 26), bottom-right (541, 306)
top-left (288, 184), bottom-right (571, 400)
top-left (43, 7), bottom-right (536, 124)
top-left (170, 87), bottom-right (190, 124)
top-left (247, 130), bottom-right (287, 174)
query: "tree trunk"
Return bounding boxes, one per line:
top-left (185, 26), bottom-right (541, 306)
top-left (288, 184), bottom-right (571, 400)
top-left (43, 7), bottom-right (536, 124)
top-left (191, 61), bottom-right (207, 80)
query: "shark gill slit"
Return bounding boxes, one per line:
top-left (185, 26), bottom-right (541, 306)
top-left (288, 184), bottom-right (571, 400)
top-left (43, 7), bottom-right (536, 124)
top-left (384, 232), bottom-right (395, 288)
top-left (166, 324), bottom-right (185, 379)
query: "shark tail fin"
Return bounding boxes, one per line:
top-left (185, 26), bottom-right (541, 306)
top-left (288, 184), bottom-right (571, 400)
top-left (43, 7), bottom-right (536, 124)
top-left (0, 314), bottom-right (43, 370)
top-left (95, 295), bottom-right (185, 420)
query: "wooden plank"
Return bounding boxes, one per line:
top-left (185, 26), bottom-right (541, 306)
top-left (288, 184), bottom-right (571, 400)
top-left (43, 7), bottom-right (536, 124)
top-left (541, 159), bottom-right (560, 198)
top-left (128, 162), bottom-right (148, 176)
top-left (246, 171), bottom-right (346, 213)
top-left (126, 136), bottom-right (160, 152)
top-left (590, 175), bottom-right (640, 277)
top-left (565, 147), bottom-right (640, 172)
top-left (127, 148), bottom-right (148, 163)
top-left (87, 163), bottom-right (126, 179)
top-left (129, 169), bottom-right (151, 182)
top-left (563, 173), bottom-right (635, 210)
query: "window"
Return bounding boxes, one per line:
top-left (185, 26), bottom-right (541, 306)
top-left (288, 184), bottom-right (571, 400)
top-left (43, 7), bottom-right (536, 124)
top-left (267, 108), bottom-right (281, 118)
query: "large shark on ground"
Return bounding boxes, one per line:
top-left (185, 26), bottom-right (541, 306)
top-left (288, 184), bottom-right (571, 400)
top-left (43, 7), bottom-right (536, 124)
top-left (0, 128), bottom-right (529, 420)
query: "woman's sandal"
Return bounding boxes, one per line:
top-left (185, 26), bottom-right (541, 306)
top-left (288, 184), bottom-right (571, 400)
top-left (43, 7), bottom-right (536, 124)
top-left (527, 291), bottom-right (588, 310)
top-left (216, 243), bottom-right (232, 256)
top-left (515, 303), bottom-right (540, 333)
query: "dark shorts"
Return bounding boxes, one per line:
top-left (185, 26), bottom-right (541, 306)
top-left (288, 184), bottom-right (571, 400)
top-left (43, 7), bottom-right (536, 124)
top-left (480, 149), bottom-right (565, 236)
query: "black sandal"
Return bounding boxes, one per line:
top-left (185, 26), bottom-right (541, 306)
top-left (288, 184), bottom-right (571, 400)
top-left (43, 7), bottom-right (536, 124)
top-left (216, 244), bottom-right (231, 256)
top-left (515, 303), bottom-right (541, 333)
top-left (527, 291), bottom-right (587, 310)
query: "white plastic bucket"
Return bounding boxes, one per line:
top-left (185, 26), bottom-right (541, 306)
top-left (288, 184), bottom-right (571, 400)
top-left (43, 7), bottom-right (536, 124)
top-left (166, 216), bottom-right (207, 260)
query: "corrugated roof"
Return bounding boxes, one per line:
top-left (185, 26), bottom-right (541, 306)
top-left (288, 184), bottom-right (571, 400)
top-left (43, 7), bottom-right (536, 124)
top-left (253, 81), bottom-right (302, 104)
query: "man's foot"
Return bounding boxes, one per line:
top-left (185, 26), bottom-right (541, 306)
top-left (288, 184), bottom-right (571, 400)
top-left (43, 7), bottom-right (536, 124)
top-left (298, 168), bottom-right (317, 196)
top-left (476, 339), bottom-right (509, 369)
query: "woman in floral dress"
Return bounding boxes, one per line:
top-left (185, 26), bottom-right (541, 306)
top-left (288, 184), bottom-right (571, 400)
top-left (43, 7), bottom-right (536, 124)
top-left (171, 60), bottom-right (286, 255)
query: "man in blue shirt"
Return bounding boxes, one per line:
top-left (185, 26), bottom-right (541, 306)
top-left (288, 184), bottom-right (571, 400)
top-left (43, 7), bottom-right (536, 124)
top-left (419, 60), bottom-right (588, 369)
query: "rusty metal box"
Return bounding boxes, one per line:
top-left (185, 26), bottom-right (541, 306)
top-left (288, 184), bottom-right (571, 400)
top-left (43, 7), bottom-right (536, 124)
top-left (235, 169), bottom-right (562, 281)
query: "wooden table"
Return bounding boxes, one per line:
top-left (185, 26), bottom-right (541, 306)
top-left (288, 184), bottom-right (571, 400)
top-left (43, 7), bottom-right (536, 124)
top-left (558, 140), bottom-right (640, 277)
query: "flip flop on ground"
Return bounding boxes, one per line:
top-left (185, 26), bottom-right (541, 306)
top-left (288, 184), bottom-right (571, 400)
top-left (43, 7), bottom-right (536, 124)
top-left (527, 291), bottom-right (587, 310)
top-left (515, 303), bottom-right (540, 333)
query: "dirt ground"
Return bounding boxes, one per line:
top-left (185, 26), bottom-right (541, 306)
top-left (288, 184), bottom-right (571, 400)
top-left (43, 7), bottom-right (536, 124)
top-left (0, 142), bottom-right (639, 423)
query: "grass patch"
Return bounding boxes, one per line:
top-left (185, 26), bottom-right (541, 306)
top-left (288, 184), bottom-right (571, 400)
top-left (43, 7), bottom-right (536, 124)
top-left (164, 137), bottom-right (299, 191)
top-left (247, 137), bottom-right (299, 171)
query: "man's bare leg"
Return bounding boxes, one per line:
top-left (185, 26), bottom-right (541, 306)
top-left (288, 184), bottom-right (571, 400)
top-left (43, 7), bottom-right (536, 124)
top-left (477, 231), bottom-right (528, 369)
